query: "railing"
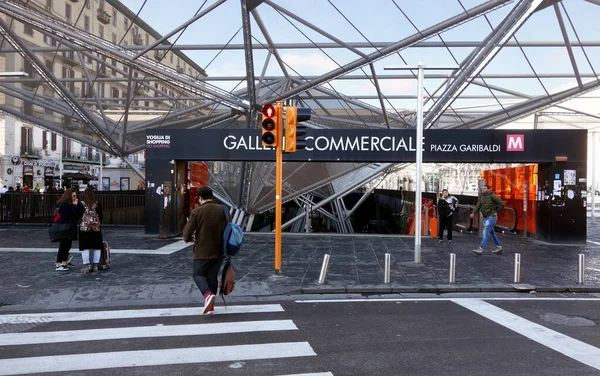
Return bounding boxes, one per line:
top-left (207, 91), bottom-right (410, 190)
top-left (0, 192), bottom-right (144, 225)
top-left (62, 151), bottom-right (101, 162)
top-left (20, 146), bottom-right (42, 157)
top-left (453, 204), bottom-right (517, 233)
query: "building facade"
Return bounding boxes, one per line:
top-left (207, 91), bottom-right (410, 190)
top-left (0, 0), bottom-right (206, 190)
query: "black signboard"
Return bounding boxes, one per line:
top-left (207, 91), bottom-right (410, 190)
top-left (23, 165), bottom-right (34, 176)
top-left (44, 167), bottom-right (54, 176)
top-left (145, 129), bottom-right (586, 163)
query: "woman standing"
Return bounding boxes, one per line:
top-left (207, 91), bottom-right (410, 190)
top-left (78, 187), bottom-right (104, 274)
top-left (55, 188), bottom-right (79, 271)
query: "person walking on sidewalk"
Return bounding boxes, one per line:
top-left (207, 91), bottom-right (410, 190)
top-left (183, 186), bottom-right (228, 315)
top-left (437, 189), bottom-right (458, 244)
top-left (470, 185), bottom-right (505, 255)
top-left (77, 187), bottom-right (104, 274)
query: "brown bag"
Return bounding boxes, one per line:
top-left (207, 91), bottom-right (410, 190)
top-left (219, 260), bottom-right (236, 296)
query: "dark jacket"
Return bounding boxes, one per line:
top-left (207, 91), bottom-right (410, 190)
top-left (437, 195), bottom-right (458, 218)
top-left (473, 191), bottom-right (505, 218)
top-left (183, 201), bottom-right (228, 260)
top-left (58, 201), bottom-right (79, 224)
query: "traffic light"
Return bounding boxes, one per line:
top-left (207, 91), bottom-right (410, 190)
top-left (261, 103), bottom-right (282, 148)
top-left (285, 106), bottom-right (311, 153)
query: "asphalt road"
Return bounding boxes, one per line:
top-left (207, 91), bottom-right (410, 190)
top-left (0, 297), bottom-right (599, 375)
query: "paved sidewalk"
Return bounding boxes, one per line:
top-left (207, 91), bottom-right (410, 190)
top-left (0, 221), bottom-right (599, 310)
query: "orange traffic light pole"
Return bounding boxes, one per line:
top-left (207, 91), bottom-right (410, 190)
top-left (274, 101), bottom-right (283, 273)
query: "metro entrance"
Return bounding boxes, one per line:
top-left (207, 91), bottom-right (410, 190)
top-left (144, 128), bottom-right (587, 244)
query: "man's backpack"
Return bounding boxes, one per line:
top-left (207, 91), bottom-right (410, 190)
top-left (80, 202), bottom-right (101, 232)
top-left (221, 206), bottom-right (243, 257)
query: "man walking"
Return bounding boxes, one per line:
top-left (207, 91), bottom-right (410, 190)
top-left (437, 189), bottom-right (458, 244)
top-left (470, 185), bottom-right (505, 255)
top-left (183, 186), bottom-right (229, 314)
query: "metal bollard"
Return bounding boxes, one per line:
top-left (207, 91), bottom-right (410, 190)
top-left (384, 253), bottom-right (391, 284)
top-left (578, 254), bottom-right (585, 284)
top-left (318, 254), bottom-right (331, 285)
top-left (514, 253), bottom-right (521, 283)
top-left (449, 253), bottom-right (456, 283)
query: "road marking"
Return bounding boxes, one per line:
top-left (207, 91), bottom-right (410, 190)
top-left (0, 320), bottom-right (297, 346)
top-left (277, 373), bottom-right (334, 376)
top-left (0, 304), bottom-right (285, 324)
top-left (0, 342), bottom-right (317, 375)
top-left (295, 297), bottom-right (600, 304)
top-left (453, 298), bottom-right (600, 371)
top-left (587, 240), bottom-right (600, 246)
top-left (0, 241), bottom-right (190, 255)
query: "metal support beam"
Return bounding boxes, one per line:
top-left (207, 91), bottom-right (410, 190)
top-left (370, 63), bottom-right (390, 129)
top-left (133, 0), bottom-right (227, 59)
top-left (241, 0), bottom-right (257, 112)
top-left (251, 10), bottom-right (289, 77)
top-left (76, 51), bottom-right (111, 132)
top-left (0, 1), bottom-right (247, 111)
top-left (453, 78), bottom-right (600, 129)
top-left (281, 164), bottom-right (390, 230)
top-left (424, 0), bottom-right (544, 128)
top-left (0, 15), bottom-right (125, 156)
top-left (554, 3), bottom-right (583, 89)
top-left (0, 103), bottom-right (114, 154)
top-left (7, 41), bottom-right (600, 53)
top-left (267, 0), bottom-right (511, 104)
top-left (265, 0), bottom-right (367, 58)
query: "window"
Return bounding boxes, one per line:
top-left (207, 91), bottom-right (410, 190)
top-left (51, 133), bottom-right (57, 151)
top-left (21, 127), bottom-right (33, 152)
top-left (85, 0), bottom-right (90, 10)
top-left (43, 35), bottom-right (57, 46)
top-left (23, 23), bottom-right (33, 36)
top-left (111, 58), bottom-right (116, 76)
top-left (84, 15), bottom-right (89, 32)
top-left (112, 9), bottom-right (117, 26)
top-left (145, 34), bottom-right (149, 45)
top-left (42, 131), bottom-right (48, 150)
top-left (112, 33), bottom-right (116, 44)
top-left (23, 59), bottom-right (35, 78)
top-left (65, 3), bottom-right (71, 22)
top-left (82, 82), bottom-right (90, 98)
top-left (170, 53), bottom-right (173, 64)
top-left (99, 25), bottom-right (103, 39)
top-left (46, 0), bottom-right (52, 11)
top-left (124, 17), bottom-right (128, 30)
top-left (111, 87), bottom-right (119, 103)
top-left (45, 60), bottom-right (53, 74)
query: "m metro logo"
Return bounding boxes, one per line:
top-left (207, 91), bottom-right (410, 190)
top-left (506, 134), bottom-right (524, 151)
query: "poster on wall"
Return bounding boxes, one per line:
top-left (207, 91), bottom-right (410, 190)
top-left (564, 169), bottom-right (576, 185)
top-left (120, 177), bottom-right (130, 191)
top-left (102, 177), bottom-right (110, 191)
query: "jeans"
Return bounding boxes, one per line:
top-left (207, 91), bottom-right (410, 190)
top-left (480, 215), bottom-right (501, 249)
top-left (193, 259), bottom-right (223, 296)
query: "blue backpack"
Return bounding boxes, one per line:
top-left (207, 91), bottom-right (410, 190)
top-left (222, 206), bottom-right (243, 257)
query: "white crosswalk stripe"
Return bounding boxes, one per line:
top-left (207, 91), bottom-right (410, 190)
top-left (0, 303), bottom-right (285, 324)
top-left (0, 304), bottom-right (333, 376)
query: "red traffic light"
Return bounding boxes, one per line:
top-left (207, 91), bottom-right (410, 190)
top-left (262, 104), bottom-right (276, 118)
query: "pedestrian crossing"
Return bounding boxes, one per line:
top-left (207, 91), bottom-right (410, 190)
top-left (0, 304), bottom-right (333, 376)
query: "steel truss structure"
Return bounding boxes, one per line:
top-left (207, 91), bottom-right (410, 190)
top-left (1, 0), bottom-right (599, 232)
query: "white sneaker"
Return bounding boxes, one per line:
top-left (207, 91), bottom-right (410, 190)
top-left (471, 248), bottom-right (483, 256)
top-left (203, 293), bottom-right (215, 315)
top-left (492, 246), bottom-right (503, 254)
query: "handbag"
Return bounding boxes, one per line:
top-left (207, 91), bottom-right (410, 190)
top-left (49, 222), bottom-right (73, 242)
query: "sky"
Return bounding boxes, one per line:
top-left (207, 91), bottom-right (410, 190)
top-left (116, 0), bottom-right (600, 122)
